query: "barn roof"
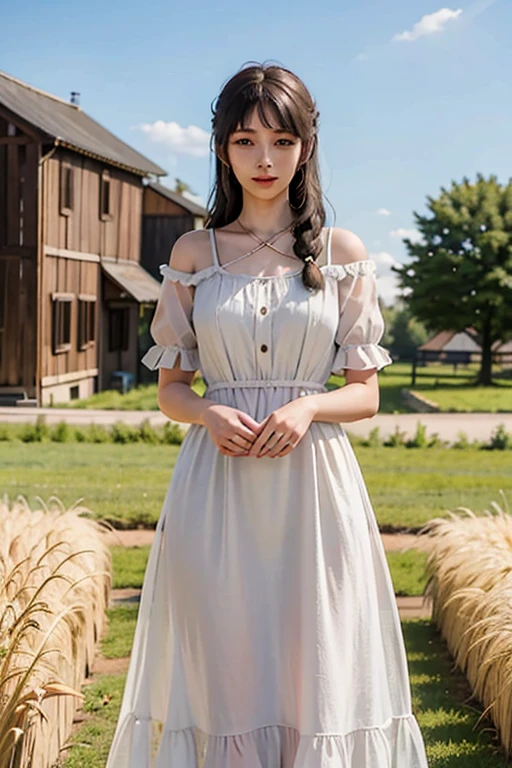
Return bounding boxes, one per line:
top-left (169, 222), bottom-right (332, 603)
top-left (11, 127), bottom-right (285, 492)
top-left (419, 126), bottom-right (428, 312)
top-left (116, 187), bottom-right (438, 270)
top-left (419, 328), bottom-right (481, 352)
top-left (0, 70), bottom-right (166, 177)
top-left (147, 182), bottom-right (208, 217)
top-left (101, 259), bottom-right (161, 303)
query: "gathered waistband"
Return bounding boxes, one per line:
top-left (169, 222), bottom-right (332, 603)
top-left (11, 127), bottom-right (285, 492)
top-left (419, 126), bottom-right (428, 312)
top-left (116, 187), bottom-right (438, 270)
top-left (205, 378), bottom-right (328, 394)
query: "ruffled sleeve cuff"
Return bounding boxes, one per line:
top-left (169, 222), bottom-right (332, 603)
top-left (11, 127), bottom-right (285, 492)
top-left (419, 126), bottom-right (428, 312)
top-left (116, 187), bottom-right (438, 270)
top-left (141, 343), bottom-right (199, 371)
top-left (331, 343), bottom-right (393, 374)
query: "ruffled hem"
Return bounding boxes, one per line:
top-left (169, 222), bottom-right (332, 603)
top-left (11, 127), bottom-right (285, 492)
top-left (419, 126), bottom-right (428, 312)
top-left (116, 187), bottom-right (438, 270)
top-left (332, 343), bottom-right (393, 374)
top-left (141, 343), bottom-right (199, 371)
top-left (322, 261), bottom-right (376, 280)
top-left (107, 714), bottom-right (428, 767)
top-left (159, 264), bottom-right (220, 286)
top-left (158, 261), bottom-right (377, 286)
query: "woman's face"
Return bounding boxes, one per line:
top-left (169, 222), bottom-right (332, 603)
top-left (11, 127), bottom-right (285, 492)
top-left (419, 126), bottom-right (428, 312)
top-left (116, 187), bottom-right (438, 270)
top-left (226, 107), bottom-right (303, 201)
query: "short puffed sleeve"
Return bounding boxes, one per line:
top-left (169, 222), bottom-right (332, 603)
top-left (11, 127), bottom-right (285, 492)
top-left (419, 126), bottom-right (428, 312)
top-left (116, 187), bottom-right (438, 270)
top-left (330, 260), bottom-right (393, 375)
top-left (140, 265), bottom-right (200, 371)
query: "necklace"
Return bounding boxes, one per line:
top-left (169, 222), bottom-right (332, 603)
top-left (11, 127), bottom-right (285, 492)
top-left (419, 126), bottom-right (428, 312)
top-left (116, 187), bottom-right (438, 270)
top-left (236, 217), bottom-right (300, 261)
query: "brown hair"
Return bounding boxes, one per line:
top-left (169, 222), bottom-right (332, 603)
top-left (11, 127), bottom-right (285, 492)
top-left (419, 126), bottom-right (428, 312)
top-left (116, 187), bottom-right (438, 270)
top-left (204, 61), bottom-right (327, 291)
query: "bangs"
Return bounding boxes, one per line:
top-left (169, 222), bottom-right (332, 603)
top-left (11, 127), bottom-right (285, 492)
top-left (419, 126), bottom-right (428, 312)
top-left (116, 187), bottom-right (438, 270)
top-left (227, 87), bottom-right (302, 140)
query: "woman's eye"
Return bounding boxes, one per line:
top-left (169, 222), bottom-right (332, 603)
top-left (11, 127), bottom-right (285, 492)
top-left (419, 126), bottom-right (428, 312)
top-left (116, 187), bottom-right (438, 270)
top-left (233, 138), bottom-right (295, 146)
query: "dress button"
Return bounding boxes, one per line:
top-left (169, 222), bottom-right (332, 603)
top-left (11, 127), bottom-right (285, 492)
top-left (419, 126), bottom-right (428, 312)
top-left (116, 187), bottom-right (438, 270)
top-left (260, 306), bottom-right (267, 315)
top-left (260, 344), bottom-right (268, 353)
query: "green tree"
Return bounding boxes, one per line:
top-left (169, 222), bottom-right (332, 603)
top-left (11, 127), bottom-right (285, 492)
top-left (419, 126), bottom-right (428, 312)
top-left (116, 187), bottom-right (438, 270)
top-left (393, 174), bottom-right (512, 384)
top-left (382, 302), bottom-right (428, 358)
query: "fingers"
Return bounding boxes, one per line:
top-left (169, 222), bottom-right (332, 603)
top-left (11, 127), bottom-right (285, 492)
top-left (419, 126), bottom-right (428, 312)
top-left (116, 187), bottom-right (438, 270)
top-left (248, 424), bottom-right (291, 458)
top-left (238, 411), bottom-right (264, 435)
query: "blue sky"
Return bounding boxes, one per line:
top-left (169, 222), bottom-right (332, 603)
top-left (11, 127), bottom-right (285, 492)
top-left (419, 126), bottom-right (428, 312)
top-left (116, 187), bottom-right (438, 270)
top-left (2, 0), bottom-right (510, 303)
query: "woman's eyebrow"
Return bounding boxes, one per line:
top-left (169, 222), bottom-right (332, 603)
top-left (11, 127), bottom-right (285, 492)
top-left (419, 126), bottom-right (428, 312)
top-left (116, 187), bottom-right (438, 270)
top-left (232, 127), bottom-right (292, 134)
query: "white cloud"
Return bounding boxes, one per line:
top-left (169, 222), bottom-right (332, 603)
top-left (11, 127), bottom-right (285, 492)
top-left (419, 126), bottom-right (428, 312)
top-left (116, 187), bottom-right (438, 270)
top-left (137, 120), bottom-right (210, 157)
top-left (390, 228), bottom-right (424, 244)
top-left (376, 208), bottom-right (391, 216)
top-left (376, 274), bottom-right (401, 305)
top-left (370, 251), bottom-right (403, 304)
top-left (393, 8), bottom-right (463, 43)
top-left (371, 251), bottom-right (401, 268)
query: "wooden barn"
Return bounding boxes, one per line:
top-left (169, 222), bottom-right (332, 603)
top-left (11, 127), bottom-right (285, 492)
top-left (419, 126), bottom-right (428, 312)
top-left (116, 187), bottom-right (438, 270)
top-left (0, 69), bottom-right (167, 405)
top-left (141, 182), bottom-right (207, 281)
top-left (418, 328), bottom-right (512, 367)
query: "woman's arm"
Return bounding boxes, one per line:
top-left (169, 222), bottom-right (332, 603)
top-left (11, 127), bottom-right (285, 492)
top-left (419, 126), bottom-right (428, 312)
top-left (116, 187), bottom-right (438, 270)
top-left (307, 367), bottom-right (379, 424)
top-left (308, 227), bottom-right (380, 423)
top-left (155, 232), bottom-right (216, 425)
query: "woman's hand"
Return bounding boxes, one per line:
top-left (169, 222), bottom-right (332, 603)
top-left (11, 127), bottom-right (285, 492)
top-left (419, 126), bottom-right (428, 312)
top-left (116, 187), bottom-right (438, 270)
top-left (247, 398), bottom-right (317, 459)
top-left (201, 404), bottom-right (263, 456)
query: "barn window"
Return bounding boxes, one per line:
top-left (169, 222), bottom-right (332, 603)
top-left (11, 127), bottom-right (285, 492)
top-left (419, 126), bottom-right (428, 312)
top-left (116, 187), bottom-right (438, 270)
top-left (108, 307), bottom-right (130, 352)
top-left (100, 170), bottom-right (113, 220)
top-left (60, 161), bottom-right (73, 215)
top-left (52, 294), bottom-right (73, 354)
top-left (78, 295), bottom-right (96, 350)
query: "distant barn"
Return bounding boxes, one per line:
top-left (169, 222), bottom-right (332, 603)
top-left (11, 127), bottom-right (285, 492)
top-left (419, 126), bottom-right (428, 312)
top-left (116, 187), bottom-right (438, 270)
top-left (141, 182), bottom-right (207, 281)
top-left (417, 328), bottom-right (512, 367)
top-left (0, 70), bottom-right (169, 405)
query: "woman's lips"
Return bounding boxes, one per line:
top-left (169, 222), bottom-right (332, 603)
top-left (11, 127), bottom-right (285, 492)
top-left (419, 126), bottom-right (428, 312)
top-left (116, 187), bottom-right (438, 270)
top-left (252, 177), bottom-right (277, 186)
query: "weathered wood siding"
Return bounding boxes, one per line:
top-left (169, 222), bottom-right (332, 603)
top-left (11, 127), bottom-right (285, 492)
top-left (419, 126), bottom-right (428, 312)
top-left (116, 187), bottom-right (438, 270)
top-left (43, 152), bottom-right (142, 260)
top-left (41, 150), bottom-right (144, 387)
top-left (0, 109), bottom-right (39, 391)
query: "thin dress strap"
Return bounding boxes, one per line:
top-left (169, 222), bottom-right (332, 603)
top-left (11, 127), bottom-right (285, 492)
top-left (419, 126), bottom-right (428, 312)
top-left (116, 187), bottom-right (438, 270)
top-left (209, 229), bottom-right (220, 267)
top-left (327, 226), bottom-right (334, 267)
top-left (210, 227), bottom-right (296, 269)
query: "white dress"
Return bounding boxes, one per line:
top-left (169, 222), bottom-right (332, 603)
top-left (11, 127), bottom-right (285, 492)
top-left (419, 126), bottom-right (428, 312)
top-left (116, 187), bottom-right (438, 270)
top-left (106, 227), bottom-right (429, 767)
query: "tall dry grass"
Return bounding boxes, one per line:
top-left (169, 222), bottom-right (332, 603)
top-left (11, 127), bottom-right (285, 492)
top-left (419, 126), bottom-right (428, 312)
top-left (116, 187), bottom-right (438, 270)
top-left (421, 493), bottom-right (512, 755)
top-left (0, 495), bottom-right (112, 768)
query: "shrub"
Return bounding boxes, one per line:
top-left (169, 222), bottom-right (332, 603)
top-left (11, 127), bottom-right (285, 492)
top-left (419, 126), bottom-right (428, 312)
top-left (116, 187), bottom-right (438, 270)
top-left (19, 415), bottom-right (51, 443)
top-left (362, 427), bottom-right (382, 448)
top-left (50, 420), bottom-right (73, 442)
top-left (486, 423), bottom-right (512, 451)
top-left (139, 418), bottom-right (161, 444)
top-left (406, 422), bottom-right (428, 449)
top-left (110, 421), bottom-right (141, 444)
top-left (162, 422), bottom-right (185, 445)
top-left (453, 431), bottom-right (471, 450)
top-left (384, 426), bottom-right (407, 447)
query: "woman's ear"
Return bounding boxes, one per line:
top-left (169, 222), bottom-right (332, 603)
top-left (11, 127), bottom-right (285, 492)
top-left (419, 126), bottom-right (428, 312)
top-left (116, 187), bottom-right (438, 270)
top-left (300, 136), bottom-right (315, 165)
top-left (215, 145), bottom-right (230, 167)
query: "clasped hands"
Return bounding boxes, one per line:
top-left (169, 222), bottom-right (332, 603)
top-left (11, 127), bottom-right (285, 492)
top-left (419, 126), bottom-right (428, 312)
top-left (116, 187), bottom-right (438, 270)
top-left (202, 398), bottom-right (317, 458)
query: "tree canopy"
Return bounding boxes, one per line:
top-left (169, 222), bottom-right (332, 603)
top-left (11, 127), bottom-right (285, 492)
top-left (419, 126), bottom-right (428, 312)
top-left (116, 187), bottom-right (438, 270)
top-left (393, 174), bottom-right (512, 384)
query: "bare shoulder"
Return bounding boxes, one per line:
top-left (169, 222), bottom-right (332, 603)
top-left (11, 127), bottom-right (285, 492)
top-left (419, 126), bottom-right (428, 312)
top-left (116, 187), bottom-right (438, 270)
top-left (329, 227), bottom-right (368, 265)
top-left (168, 229), bottom-right (212, 272)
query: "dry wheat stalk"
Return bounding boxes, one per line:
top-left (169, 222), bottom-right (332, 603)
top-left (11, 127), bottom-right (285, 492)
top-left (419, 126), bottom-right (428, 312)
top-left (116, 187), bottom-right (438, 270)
top-left (0, 495), bottom-right (112, 768)
top-left (420, 492), bottom-right (512, 754)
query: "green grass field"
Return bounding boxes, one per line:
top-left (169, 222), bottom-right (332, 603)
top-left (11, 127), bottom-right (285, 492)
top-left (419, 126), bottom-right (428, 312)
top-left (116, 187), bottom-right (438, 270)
top-left (1, 442), bottom-right (509, 531)
top-left (58, 361), bottom-right (512, 414)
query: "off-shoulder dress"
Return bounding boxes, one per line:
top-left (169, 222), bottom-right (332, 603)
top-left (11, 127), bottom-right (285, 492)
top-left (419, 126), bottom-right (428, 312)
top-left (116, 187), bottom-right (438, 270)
top-left (106, 226), bottom-right (429, 767)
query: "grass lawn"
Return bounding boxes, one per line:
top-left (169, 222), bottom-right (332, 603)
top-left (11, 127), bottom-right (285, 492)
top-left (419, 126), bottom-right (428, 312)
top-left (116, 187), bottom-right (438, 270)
top-left (57, 361), bottom-right (512, 414)
top-left (1, 442), bottom-right (509, 531)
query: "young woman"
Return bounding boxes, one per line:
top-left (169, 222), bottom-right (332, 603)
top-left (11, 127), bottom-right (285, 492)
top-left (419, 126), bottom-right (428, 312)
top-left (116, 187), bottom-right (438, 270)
top-left (107, 63), bottom-right (429, 767)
